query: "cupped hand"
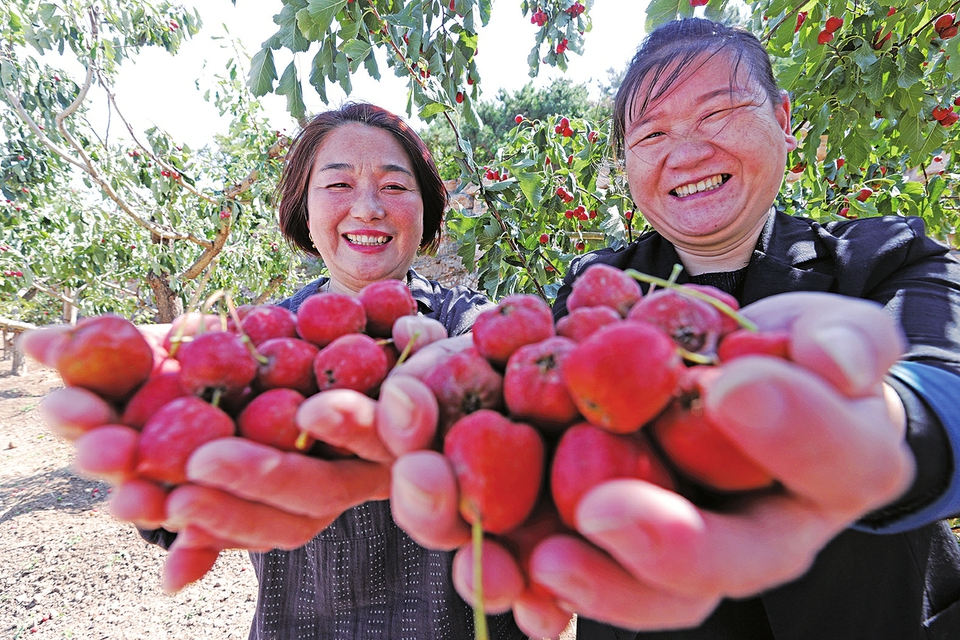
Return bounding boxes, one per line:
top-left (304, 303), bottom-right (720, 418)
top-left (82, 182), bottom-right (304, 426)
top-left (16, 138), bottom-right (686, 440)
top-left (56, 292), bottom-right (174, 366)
top-left (392, 292), bottom-right (918, 636)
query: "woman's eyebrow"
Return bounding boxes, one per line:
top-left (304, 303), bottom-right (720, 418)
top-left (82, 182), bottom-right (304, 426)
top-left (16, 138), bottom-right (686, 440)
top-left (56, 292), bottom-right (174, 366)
top-left (316, 162), bottom-right (413, 176)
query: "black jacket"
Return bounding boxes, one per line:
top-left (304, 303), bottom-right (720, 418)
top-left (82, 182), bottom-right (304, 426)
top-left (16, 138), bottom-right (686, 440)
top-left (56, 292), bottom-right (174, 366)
top-left (559, 212), bottom-right (960, 640)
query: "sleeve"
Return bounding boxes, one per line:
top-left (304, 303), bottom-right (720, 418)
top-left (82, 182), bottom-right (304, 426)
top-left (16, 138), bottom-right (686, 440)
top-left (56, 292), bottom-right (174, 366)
top-left (852, 362), bottom-right (960, 533)
top-left (849, 218), bottom-right (960, 532)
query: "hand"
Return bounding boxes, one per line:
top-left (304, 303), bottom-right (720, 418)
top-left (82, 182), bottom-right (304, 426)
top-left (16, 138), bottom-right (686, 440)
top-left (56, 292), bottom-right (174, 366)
top-left (21, 316), bottom-right (452, 592)
top-left (390, 292), bottom-right (917, 636)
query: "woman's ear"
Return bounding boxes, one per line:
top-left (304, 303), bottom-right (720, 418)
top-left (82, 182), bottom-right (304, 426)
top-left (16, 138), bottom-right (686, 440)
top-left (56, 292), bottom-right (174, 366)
top-left (778, 90), bottom-right (799, 152)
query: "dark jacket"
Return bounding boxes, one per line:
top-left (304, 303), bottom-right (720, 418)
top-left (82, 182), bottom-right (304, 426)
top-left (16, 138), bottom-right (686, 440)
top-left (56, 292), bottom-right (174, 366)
top-left (561, 212), bottom-right (960, 640)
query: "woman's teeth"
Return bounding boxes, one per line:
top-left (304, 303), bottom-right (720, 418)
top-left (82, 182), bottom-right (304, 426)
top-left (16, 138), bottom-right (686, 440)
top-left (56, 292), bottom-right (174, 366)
top-left (346, 234), bottom-right (389, 245)
top-left (673, 174), bottom-right (726, 197)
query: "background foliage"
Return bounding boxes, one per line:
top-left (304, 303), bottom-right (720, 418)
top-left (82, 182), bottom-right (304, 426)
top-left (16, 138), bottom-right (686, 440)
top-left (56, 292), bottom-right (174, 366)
top-left (2, 0), bottom-right (958, 322)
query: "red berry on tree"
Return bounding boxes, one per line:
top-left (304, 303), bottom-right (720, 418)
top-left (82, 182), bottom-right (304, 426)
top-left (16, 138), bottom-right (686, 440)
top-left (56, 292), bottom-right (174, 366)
top-left (795, 11), bottom-right (807, 32)
top-left (539, 233), bottom-right (549, 244)
top-left (825, 16), bottom-right (843, 33)
top-left (817, 30), bottom-right (834, 45)
top-left (455, 91), bottom-right (464, 104)
top-left (515, 114), bottom-right (523, 124)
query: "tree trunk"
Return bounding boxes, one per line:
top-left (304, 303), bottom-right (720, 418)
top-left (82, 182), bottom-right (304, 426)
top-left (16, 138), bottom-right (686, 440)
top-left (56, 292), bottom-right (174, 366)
top-left (147, 272), bottom-right (183, 323)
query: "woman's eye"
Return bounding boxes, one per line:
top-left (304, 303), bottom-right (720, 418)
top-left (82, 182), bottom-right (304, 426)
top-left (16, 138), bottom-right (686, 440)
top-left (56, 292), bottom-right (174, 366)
top-left (326, 182), bottom-right (351, 188)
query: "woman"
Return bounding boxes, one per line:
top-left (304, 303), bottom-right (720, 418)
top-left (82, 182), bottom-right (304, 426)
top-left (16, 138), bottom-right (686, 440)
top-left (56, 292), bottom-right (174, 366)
top-left (29, 103), bottom-right (525, 639)
top-left (389, 19), bottom-right (960, 640)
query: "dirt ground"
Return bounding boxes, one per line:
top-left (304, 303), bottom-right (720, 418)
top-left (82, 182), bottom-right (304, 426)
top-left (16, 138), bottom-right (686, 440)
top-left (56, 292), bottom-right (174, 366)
top-left (0, 360), bottom-right (576, 640)
top-left (0, 363), bottom-right (259, 639)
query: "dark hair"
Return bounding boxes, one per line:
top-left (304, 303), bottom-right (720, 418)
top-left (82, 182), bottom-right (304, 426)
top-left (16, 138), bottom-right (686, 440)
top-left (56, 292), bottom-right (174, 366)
top-left (277, 102), bottom-right (446, 256)
top-left (613, 18), bottom-right (781, 158)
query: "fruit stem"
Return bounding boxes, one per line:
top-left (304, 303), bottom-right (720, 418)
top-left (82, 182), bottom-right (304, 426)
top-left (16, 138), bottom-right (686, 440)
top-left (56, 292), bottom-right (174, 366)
top-left (395, 330), bottom-right (422, 367)
top-left (294, 430), bottom-right (312, 451)
top-left (471, 518), bottom-right (490, 640)
top-left (210, 388), bottom-right (223, 408)
top-left (624, 268), bottom-right (759, 332)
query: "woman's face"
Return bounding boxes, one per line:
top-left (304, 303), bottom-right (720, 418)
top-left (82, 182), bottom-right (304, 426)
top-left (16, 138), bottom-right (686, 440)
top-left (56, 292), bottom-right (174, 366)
top-left (622, 53), bottom-right (798, 257)
top-left (306, 123), bottom-right (424, 295)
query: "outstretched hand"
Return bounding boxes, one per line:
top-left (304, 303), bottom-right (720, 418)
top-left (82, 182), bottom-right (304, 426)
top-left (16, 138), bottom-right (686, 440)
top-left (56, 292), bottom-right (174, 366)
top-left (389, 292), bottom-right (916, 637)
top-left (20, 314), bottom-right (452, 593)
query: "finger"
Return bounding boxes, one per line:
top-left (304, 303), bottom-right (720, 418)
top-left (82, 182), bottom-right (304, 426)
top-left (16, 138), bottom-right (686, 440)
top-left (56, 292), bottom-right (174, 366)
top-left (389, 333), bottom-right (473, 380)
top-left (742, 293), bottom-right (905, 396)
top-left (392, 315), bottom-right (448, 356)
top-left (40, 387), bottom-right (119, 441)
top-left (529, 533), bottom-right (720, 631)
top-left (108, 478), bottom-right (169, 527)
top-left (704, 357), bottom-right (914, 512)
top-left (390, 451), bottom-right (471, 550)
top-left (73, 424), bottom-right (139, 482)
top-left (19, 325), bottom-right (71, 367)
top-left (512, 590), bottom-right (576, 640)
top-left (186, 437), bottom-right (391, 517)
top-left (376, 375), bottom-right (439, 456)
top-left (296, 390), bottom-right (393, 462)
top-left (451, 538), bottom-right (526, 614)
top-left (165, 484), bottom-right (328, 550)
top-left (162, 526), bottom-right (223, 594)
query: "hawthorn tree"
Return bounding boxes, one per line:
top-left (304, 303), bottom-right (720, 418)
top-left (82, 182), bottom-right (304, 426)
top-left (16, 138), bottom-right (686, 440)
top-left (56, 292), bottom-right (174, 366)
top-left (250, 0), bottom-right (958, 301)
top-left (0, 1), bottom-right (301, 325)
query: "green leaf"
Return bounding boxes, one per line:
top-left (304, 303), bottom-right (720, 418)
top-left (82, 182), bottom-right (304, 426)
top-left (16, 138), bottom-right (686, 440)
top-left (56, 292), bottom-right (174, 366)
top-left (419, 101), bottom-right (450, 119)
top-left (276, 61), bottom-right (306, 121)
top-left (340, 38), bottom-right (372, 72)
top-left (248, 47), bottom-right (277, 96)
top-left (306, 0), bottom-right (348, 36)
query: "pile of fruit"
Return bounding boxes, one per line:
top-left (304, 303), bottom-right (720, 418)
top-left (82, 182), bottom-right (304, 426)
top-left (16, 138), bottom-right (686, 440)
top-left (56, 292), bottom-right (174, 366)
top-left (26, 265), bottom-right (792, 616)
top-left (431, 263), bottom-right (787, 547)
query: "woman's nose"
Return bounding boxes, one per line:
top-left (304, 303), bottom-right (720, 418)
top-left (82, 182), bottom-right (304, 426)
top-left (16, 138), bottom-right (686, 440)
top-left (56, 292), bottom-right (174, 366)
top-left (350, 187), bottom-right (385, 221)
top-left (665, 136), bottom-right (716, 170)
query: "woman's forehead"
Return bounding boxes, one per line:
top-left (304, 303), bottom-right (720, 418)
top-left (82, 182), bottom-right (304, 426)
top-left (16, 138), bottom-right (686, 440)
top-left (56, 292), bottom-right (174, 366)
top-left (627, 52), bottom-right (761, 121)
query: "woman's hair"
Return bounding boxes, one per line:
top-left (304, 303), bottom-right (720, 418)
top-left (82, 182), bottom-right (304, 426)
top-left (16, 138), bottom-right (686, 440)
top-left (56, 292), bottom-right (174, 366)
top-left (613, 18), bottom-right (781, 158)
top-left (276, 102), bottom-right (446, 256)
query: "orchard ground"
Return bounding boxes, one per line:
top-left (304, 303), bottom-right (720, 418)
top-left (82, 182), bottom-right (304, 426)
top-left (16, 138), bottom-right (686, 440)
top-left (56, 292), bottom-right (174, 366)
top-left (0, 363), bottom-right (578, 639)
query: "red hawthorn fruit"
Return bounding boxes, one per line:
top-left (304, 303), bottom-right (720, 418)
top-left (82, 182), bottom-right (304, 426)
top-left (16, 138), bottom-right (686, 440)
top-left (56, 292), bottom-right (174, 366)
top-left (627, 288), bottom-right (724, 355)
top-left (357, 279), bottom-right (418, 338)
top-left (177, 331), bottom-right (258, 395)
top-left (237, 388), bottom-right (310, 452)
top-left (795, 11), bottom-right (807, 33)
top-left (933, 106), bottom-right (951, 121)
top-left (587, 130), bottom-right (599, 143)
top-left (887, 7), bottom-right (896, 17)
top-left (162, 312), bottom-right (222, 353)
top-left (624, 210), bottom-right (634, 221)
top-left (136, 397), bottom-right (236, 485)
top-left (515, 114), bottom-right (523, 124)
top-left (472, 294), bottom-right (555, 367)
top-left (555, 306), bottom-right (622, 343)
top-left (296, 292), bottom-right (367, 347)
top-left (941, 111), bottom-right (960, 126)
top-left (680, 283), bottom-right (742, 337)
top-left (423, 346), bottom-right (504, 435)
top-left (935, 13), bottom-right (956, 33)
top-left (239, 304), bottom-right (298, 346)
top-left (575, 241), bottom-right (586, 252)
top-left (455, 91), bottom-right (464, 104)
top-left (651, 367), bottom-right (776, 492)
top-left (120, 372), bottom-right (189, 430)
top-left (444, 410), bottom-right (544, 534)
top-left (817, 29), bottom-right (835, 45)
top-left (689, 0), bottom-right (709, 6)
top-left (717, 329), bottom-right (791, 362)
top-left (566, 263), bottom-right (643, 317)
top-left (551, 423), bottom-right (675, 528)
top-left (824, 16), bottom-right (843, 33)
top-left (556, 38), bottom-right (568, 54)
top-left (503, 336), bottom-right (580, 430)
top-left (562, 321), bottom-right (682, 434)
top-left (539, 233), bottom-right (549, 244)
top-left (313, 333), bottom-right (389, 395)
top-left (254, 337), bottom-right (319, 395)
top-left (55, 315), bottom-right (155, 402)
top-left (856, 187), bottom-right (874, 202)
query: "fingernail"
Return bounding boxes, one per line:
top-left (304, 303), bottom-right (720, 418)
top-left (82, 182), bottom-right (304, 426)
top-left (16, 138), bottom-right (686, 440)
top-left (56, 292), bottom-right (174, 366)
top-left (392, 473), bottom-right (438, 516)
top-left (379, 380), bottom-right (415, 432)
top-left (811, 325), bottom-right (875, 390)
top-left (706, 374), bottom-right (786, 430)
